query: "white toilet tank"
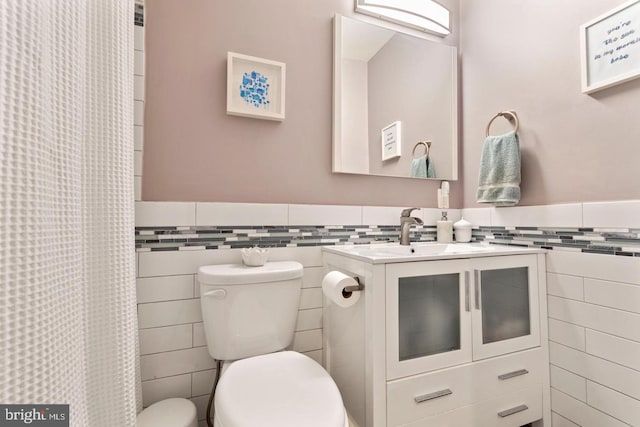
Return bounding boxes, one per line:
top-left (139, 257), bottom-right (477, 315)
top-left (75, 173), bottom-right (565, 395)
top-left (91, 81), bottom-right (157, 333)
top-left (198, 261), bottom-right (303, 361)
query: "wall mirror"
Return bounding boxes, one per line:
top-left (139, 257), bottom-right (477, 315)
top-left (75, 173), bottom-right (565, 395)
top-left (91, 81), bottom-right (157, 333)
top-left (333, 14), bottom-right (458, 180)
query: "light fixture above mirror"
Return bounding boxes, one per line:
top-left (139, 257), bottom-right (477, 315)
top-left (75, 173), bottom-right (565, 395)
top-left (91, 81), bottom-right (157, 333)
top-left (355, 0), bottom-right (450, 36)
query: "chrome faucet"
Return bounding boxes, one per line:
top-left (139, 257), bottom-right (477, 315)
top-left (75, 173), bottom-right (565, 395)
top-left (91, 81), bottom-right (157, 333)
top-left (400, 208), bottom-right (424, 245)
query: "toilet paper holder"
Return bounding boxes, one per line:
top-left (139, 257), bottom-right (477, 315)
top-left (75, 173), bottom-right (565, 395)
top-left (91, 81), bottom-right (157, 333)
top-left (341, 277), bottom-right (364, 298)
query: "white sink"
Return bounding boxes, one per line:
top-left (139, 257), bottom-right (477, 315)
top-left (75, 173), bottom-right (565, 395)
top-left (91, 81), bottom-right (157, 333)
top-left (323, 242), bottom-right (544, 263)
top-left (337, 243), bottom-right (492, 258)
top-left (369, 243), bottom-right (492, 256)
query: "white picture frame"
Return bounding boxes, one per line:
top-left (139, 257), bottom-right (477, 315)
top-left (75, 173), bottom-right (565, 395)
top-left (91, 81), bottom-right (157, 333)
top-left (381, 121), bottom-right (402, 161)
top-left (227, 52), bottom-right (286, 121)
top-left (580, 0), bottom-right (640, 94)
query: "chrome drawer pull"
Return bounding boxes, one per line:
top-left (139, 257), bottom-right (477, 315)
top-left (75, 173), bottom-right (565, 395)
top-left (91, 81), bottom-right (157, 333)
top-left (474, 270), bottom-right (481, 310)
top-left (498, 369), bottom-right (529, 380)
top-left (414, 388), bottom-right (452, 404)
top-left (498, 404), bottom-right (528, 418)
top-left (464, 271), bottom-right (470, 312)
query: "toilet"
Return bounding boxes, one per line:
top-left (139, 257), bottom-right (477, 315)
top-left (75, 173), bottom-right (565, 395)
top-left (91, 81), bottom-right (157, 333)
top-left (136, 397), bottom-right (198, 427)
top-left (198, 261), bottom-right (349, 427)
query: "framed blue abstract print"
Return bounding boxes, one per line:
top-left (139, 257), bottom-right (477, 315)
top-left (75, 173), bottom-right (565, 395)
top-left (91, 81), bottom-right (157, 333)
top-left (227, 52), bottom-right (286, 121)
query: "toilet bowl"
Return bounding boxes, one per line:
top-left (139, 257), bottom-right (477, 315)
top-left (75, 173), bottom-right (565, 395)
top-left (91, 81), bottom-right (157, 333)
top-left (198, 261), bottom-right (348, 427)
top-left (136, 398), bottom-right (198, 427)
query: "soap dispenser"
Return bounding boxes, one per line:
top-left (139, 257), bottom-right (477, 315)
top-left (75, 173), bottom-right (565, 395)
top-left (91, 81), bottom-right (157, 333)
top-left (436, 181), bottom-right (453, 243)
top-left (437, 211), bottom-right (453, 243)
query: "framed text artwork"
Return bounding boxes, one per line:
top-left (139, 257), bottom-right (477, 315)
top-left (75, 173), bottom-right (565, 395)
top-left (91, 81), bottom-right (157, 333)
top-left (581, 0), bottom-right (640, 94)
top-left (381, 121), bottom-right (402, 161)
top-left (227, 52), bottom-right (286, 121)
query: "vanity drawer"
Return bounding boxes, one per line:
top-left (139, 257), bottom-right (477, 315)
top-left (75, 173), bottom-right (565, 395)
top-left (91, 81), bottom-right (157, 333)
top-left (387, 348), bottom-right (543, 425)
top-left (399, 384), bottom-right (542, 427)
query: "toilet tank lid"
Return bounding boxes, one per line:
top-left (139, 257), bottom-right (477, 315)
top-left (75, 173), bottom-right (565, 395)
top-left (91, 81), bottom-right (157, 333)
top-left (198, 261), bottom-right (303, 285)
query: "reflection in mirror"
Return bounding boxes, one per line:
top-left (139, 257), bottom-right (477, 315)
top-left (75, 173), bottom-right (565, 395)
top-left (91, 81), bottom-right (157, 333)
top-left (333, 15), bottom-right (458, 180)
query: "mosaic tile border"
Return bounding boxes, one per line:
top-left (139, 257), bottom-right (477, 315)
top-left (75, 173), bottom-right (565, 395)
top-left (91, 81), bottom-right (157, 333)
top-left (135, 224), bottom-right (640, 257)
top-left (135, 3), bottom-right (144, 27)
top-left (135, 225), bottom-right (438, 251)
top-left (474, 226), bottom-right (640, 257)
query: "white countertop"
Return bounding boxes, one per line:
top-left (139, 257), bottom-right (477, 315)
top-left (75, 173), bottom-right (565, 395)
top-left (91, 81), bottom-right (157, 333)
top-left (322, 242), bottom-right (546, 264)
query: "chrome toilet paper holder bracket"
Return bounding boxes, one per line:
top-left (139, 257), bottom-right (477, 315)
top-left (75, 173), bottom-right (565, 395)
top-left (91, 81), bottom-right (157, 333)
top-left (341, 277), bottom-right (364, 298)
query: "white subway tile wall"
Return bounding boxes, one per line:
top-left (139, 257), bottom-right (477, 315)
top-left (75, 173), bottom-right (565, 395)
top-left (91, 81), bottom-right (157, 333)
top-left (140, 346), bottom-right (215, 381)
top-left (422, 207), bottom-right (462, 224)
top-left (136, 202), bottom-right (196, 227)
top-left (135, 200), bottom-right (640, 425)
top-left (462, 202), bottom-right (640, 229)
top-left (490, 203), bottom-right (583, 228)
top-left (550, 388), bottom-right (629, 427)
top-left (584, 278), bottom-right (640, 313)
top-left (587, 381), bottom-right (640, 426)
top-left (546, 250), bottom-right (640, 426)
top-left (133, 2), bottom-right (144, 201)
top-left (288, 204), bottom-right (362, 226)
top-left (548, 318), bottom-right (585, 352)
top-left (141, 374), bottom-right (191, 407)
top-left (583, 200), bottom-right (640, 229)
top-left (138, 299), bottom-right (202, 329)
top-left (457, 207), bottom-right (491, 228)
top-left (192, 395), bottom-right (211, 426)
top-left (136, 275), bottom-right (194, 303)
top-left (547, 273), bottom-right (584, 301)
top-left (191, 369), bottom-right (215, 397)
top-left (139, 324), bottom-right (193, 355)
top-left (361, 206), bottom-right (412, 225)
top-left (551, 411), bottom-right (581, 427)
top-left (463, 202), bottom-right (640, 257)
top-left (550, 365), bottom-right (587, 402)
top-left (196, 202), bottom-right (289, 226)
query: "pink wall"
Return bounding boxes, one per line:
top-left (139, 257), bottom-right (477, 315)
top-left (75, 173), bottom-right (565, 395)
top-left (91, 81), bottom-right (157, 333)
top-left (460, 0), bottom-right (640, 207)
top-left (142, 0), bottom-right (461, 207)
top-left (144, 0), bottom-right (639, 209)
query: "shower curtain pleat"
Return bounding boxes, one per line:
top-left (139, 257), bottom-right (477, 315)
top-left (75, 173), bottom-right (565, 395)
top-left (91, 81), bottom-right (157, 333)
top-left (0, 1), bottom-right (139, 426)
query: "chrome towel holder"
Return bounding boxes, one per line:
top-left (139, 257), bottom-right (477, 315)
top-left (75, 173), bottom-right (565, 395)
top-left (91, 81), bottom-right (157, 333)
top-left (486, 111), bottom-right (519, 137)
top-left (412, 140), bottom-right (432, 158)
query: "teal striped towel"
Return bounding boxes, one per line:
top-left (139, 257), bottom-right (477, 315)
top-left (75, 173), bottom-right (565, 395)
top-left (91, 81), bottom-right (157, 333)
top-left (476, 131), bottom-right (521, 206)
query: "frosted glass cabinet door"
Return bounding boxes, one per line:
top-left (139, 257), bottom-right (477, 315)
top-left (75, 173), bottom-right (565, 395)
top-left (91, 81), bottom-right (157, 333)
top-left (471, 255), bottom-right (540, 361)
top-left (386, 260), bottom-right (472, 380)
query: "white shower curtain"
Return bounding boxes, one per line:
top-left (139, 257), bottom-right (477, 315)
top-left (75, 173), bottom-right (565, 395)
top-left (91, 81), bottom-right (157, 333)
top-left (0, 1), bottom-right (139, 426)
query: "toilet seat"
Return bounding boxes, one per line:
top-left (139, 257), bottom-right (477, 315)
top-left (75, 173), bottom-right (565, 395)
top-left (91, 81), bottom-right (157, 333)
top-left (215, 351), bottom-right (345, 427)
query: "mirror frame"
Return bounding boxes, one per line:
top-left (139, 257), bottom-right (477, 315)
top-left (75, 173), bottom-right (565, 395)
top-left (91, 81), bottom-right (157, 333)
top-left (332, 14), bottom-right (458, 181)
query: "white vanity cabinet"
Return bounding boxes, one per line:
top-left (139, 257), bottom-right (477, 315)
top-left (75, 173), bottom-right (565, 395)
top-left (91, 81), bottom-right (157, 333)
top-left (322, 245), bottom-right (550, 427)
top-left (386, 254), bottom-right (540, 379)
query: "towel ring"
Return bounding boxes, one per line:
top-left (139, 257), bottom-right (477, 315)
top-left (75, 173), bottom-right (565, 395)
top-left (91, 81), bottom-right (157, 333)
top-left (486, 111), bottom-right (519, 137)
top-left (412, 141), bottom-right (431, 158)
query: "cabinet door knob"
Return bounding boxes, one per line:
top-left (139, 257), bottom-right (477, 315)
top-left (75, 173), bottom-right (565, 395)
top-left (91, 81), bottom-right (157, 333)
top-left (498, 369), bottom-right (529, 380)
top-left (497, 404), bottom-right (528, 418)
top-left (414, 388), bottom-right (452, 404)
